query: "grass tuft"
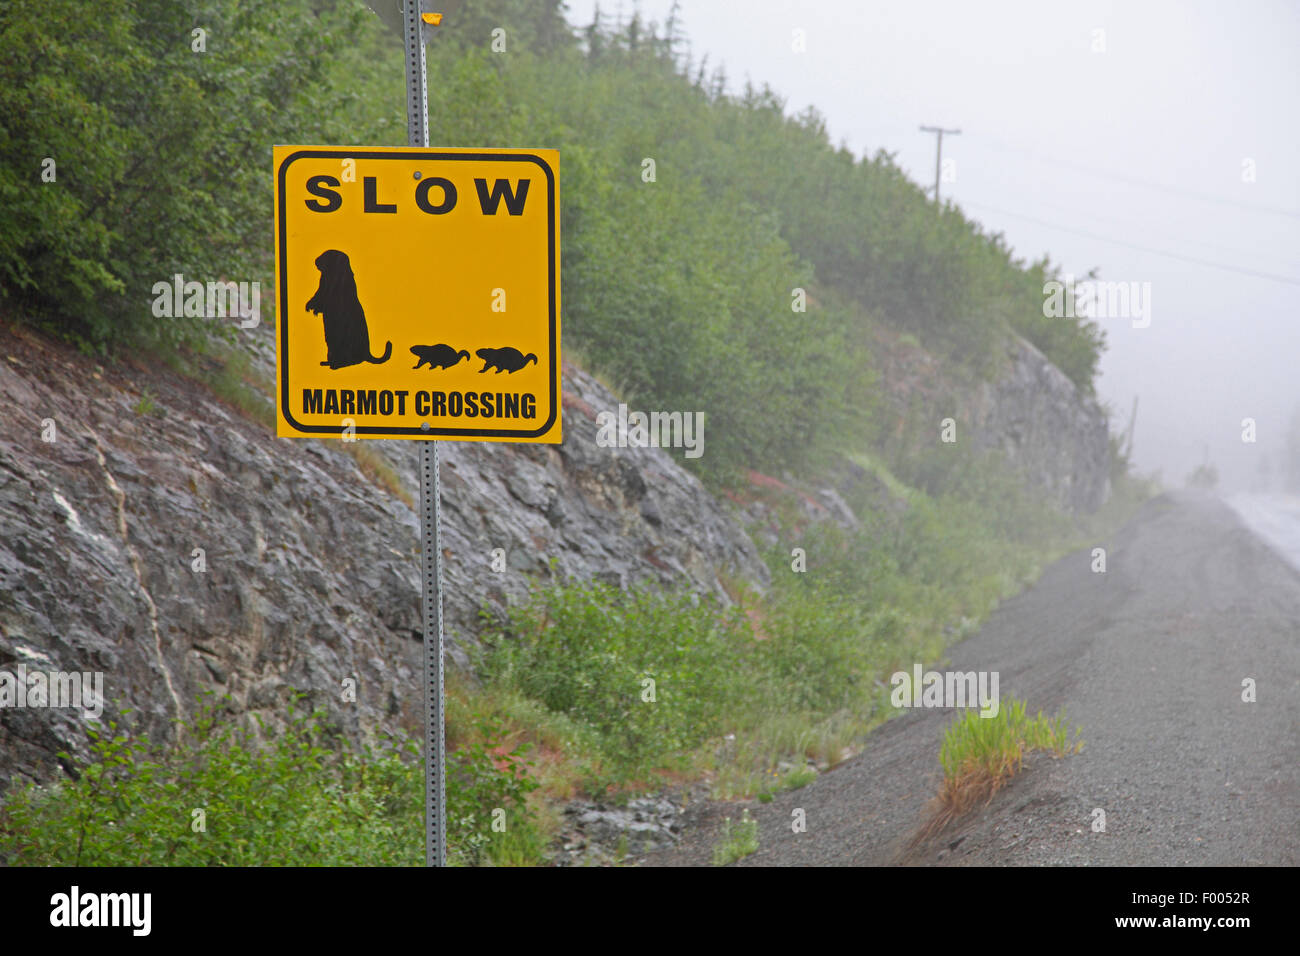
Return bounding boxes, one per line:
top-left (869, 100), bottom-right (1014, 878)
top-left (711, 808), bottom-right (759, 866)
top-left (915, 698), bottom-right (1082, 845)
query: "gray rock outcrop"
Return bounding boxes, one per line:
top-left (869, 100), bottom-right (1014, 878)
top-left (0, 328), bottom-right (767, 790)
top-left (872, 330), bottom-right (1111, 514)
top-left (969, 337), bottom-right (1111, 514)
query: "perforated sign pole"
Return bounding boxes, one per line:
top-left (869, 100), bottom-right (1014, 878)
top-left (403, 0), bottom-right (445, 869)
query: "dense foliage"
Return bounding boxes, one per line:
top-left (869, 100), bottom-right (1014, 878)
top-left (0, 694), bottom-right (540, 866)
top-left (0, 0), bottom-right (1103, 480)
top-left (0, 0), bottom-right (403, 352)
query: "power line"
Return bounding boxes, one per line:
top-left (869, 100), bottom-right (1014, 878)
top-left (973, 183), bottom-right (1300, 271)
top-left (960, 199), bottom-right (1300, 286)
top-left (964, 136), bottom-right (1300, 221)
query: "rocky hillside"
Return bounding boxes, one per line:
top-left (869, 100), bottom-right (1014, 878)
top-left (0, 323), bottom-right (766, 790)
top-left (0, 320), bottom-right (1109, 791)
top-left (970, 337), bottom-right (1111, 514)
top-left (872, 330), bottom-right (1111, 514)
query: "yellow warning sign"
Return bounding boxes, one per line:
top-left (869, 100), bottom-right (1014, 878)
top-left (273, 146), bottom-right (560, 442)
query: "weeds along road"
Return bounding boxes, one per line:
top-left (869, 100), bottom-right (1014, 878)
top-left (645, 491), bottom-right (1300, 866)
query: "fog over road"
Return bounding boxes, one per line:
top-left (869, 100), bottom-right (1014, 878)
top-left (647, 492), bottom-right (1300, 866)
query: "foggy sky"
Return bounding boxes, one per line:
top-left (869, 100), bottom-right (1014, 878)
top-left (565, 0), bottom-right (1300, 491)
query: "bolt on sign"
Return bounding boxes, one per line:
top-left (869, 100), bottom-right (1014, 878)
top-left (273, 146), bottom-right (561, 442)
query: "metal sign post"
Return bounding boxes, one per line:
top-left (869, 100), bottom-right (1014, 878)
top-left (420, 438), bottom-right (445, 868)
top-left (272, 0), bottom-right (557, 868)
top-left (402, 0), bottom-right (446, 869)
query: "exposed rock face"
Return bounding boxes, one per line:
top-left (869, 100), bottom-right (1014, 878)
top-left (968, 338), bottom-right (1111, 514)
top-left (871, 329), bottom-right (1111, 514)
top-left (0, 326), bottom-right (767, 790)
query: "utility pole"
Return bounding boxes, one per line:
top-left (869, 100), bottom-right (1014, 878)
top-left (1123, 394), bottom-right (1139, 462)
top-left (919, 125), bottom-right (961, 207)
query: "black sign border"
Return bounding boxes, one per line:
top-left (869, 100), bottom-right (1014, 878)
top-left (275, 148), bottom-right (559, 440)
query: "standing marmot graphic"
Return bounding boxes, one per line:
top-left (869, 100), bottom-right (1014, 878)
top-left (305, 249), bottom-right (392, 369)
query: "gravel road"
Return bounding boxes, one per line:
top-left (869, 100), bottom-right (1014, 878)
top-left (643, 491), bottom-right (1300, 866)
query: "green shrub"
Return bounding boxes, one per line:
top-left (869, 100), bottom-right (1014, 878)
top-left (481, 583), bottom-right (756, 789)
top-left (0, 693), bottom-right (540, 866)
top-left (0, 0), bottom-right (401, 352)
top-left (753, 582), bottom-right (895, 714)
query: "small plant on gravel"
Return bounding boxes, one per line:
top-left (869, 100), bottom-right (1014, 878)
top-left (711, 808), bottom-right (759, 866)
top-left (781, 765), bottom-right (819, 790)
top-left (932, 698), bottom-right (1082, 825)
top-left (757, 764), bottom-right (818, 803)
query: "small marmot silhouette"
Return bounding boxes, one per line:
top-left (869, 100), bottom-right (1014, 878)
top-left (411, 344), bottom-right (470, 370)
top-left (476, 347), bottom-right (538, 374)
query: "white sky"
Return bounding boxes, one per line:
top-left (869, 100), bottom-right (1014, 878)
top-left (564, 0), bottom-right (1300, 491)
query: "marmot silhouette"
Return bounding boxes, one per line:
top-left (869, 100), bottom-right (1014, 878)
top-left (305, 249), bottom-right (392, 369)
top-left (411, 344), bottom-right (470, 370)
top-left (476, 347), bottom-right (537, 374)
